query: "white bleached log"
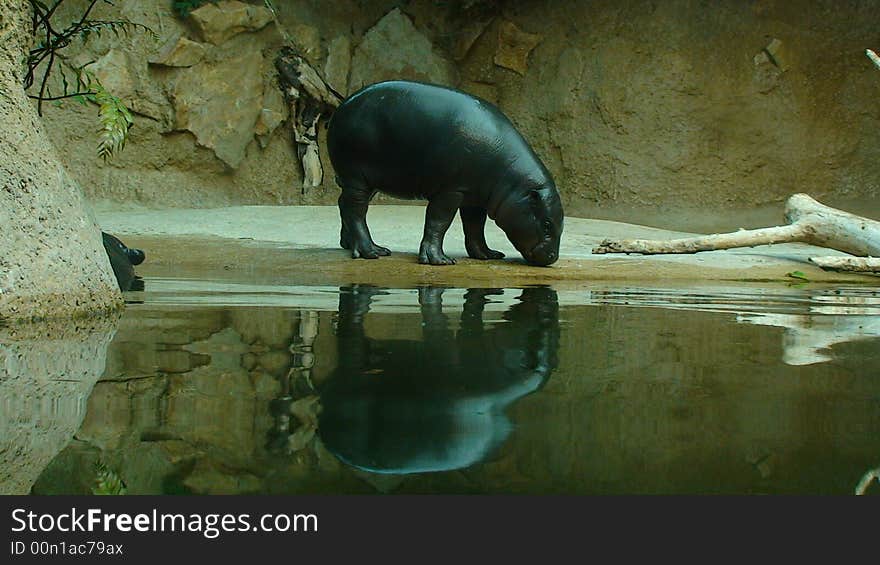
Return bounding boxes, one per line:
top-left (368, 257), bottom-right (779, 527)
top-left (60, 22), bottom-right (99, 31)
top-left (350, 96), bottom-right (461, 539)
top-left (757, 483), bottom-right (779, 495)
top-left (809, 256), bottom-right (880, 273)
top-left (593, 194), bottom-right (880, 273)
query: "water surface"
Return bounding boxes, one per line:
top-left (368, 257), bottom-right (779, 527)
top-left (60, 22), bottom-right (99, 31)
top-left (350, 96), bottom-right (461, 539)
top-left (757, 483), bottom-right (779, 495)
top-left (5, 279), bottom-right (880, 494)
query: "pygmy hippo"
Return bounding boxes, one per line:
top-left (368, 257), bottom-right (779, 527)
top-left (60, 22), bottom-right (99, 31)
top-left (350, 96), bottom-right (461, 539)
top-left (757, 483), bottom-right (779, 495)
top-left (327, 80), bottom-right (564, 266)
top-left (102, 232), bottom-right (145, 291)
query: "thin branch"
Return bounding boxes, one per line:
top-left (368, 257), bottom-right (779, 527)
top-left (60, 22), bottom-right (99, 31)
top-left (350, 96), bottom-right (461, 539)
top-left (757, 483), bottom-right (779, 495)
top-left (27, 91), bottom-right (93, 102)
top-left (36, 50), bottom-right (56, 115)
top-left (75, 0), bottom-right (101, 32)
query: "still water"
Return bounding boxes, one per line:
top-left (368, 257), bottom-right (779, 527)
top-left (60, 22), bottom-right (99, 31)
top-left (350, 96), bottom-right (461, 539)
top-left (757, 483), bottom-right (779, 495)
top-left (3, 279), bottom-right (880, 494)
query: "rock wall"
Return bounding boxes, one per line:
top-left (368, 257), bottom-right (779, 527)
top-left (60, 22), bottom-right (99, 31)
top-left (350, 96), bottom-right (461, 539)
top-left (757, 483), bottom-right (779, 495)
top-left (0, 0), bottom-right (122, 323)
top-left (37, 0), bottom-right (880, 229)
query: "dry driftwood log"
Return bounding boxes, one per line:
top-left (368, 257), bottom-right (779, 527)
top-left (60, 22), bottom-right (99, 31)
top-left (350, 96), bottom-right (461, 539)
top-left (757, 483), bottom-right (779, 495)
top-left (593, 194), bottom-right (880, 273)
top-left (275, 47), bottom-right (343, 193)
top-left (808, 256), bottom-right (880, 273)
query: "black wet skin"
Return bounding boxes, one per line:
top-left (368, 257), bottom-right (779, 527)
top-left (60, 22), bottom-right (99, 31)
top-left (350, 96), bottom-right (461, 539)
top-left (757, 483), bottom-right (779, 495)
top-left (327, 80), bottom-right (564, 266)
top-left (316, 285), bottom-right (559, 474)
top-left (102, 232), bottom-right (145, 291)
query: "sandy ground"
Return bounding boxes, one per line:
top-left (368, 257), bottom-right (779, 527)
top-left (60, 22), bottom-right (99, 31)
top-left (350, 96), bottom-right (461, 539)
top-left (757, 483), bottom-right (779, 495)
top-left (96, 205), bottom-right (879, 287)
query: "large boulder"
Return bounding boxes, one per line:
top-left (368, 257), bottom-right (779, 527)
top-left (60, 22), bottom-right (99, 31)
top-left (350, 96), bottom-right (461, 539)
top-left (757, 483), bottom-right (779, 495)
top-left (324, 35), bottom-right (352, 96)
top-left (493, 20), bottom-right (543, 75)
top-left (89, 48), bottom-right (172, 123)
top-left (0, 0), bottom-right (121, 323)
top-left (149, 34), bottom-right (208, 68)
top-left (189, 0), bottom-right (273, 45)
top-left (172, 50), bottom-right (265, 168)
top-left (348, 8), bottom-right (456, 93)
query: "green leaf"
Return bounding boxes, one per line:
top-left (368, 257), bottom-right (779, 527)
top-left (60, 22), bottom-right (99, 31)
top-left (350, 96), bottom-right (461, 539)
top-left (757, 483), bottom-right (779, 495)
top-left (80, 71), bottom-right (134, 161)
top-left (92, 461), bottom-right (126, 496)
top-left (786, 270), bottom-right (809, 281)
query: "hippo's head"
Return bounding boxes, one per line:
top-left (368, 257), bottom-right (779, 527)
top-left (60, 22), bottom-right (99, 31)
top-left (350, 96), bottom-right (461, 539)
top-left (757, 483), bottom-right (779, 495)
top-left (125, 248), bottom-right (146, 266)
top-left (496, 183), bottom-right (564, 266)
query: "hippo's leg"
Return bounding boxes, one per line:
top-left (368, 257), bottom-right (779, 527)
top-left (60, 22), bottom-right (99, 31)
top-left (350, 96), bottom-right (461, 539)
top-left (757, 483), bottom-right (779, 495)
top-left (419, 191), bottom-right (463, 265)
top-left (337, 181), bottom-right (391, 259)
top-left (459, 206), bottom-right (505, 260)
top-left (336, 284), bottom-right (386, 370)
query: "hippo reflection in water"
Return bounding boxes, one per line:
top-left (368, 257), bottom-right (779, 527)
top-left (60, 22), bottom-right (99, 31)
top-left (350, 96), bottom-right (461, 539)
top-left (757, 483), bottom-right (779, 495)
top-left (316, 285), bottom-right (560, 475)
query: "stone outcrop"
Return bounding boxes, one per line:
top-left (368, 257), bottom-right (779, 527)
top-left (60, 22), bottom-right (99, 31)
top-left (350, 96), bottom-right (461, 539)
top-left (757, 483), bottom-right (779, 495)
top-left (149, 34), bottom-right (208, 68)
top-left (172, 50), bottom-right (265, 168)
top-left (189, 0), bottom-right (273, 45)
top-left (348, 8), bottom-right (456, 93)
top-left (0, 0), bottom-right (121, 323)
top-left (324, 35), bottom-right (352, 96)
top-left (254, 83), bottom-right (289, 148)
top-left (493, 20), bottom-right (542, 75)
top-left (89, 48), bottom-right (172, 123)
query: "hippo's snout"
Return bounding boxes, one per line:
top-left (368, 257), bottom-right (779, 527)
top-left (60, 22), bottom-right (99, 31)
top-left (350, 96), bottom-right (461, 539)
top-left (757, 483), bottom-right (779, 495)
top-left (525, 241), bottom-right (559, 267)
top-left (126, 248), bottom-right (146, 265)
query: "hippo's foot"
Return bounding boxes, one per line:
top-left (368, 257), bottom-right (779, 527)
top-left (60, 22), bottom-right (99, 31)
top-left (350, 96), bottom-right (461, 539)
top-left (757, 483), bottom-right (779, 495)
top-left (341, 227), bottom-right (390, 259)
top-left (350, 241), bottom-right (391, 259)
top-left (466, 244), bottom-right (505, 260)
top-left (419, 242), bottom-right (456, 265)
top-left (339, 226), bottom-right (352, 249)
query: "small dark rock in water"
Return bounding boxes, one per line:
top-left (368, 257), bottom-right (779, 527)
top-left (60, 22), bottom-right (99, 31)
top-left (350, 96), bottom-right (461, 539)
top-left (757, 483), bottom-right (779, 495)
top-left (102, 232), bottom-right (145, 292)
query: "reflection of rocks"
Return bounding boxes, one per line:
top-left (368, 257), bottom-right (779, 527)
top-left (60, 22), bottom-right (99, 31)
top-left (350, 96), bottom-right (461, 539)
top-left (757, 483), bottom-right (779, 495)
top-left (182, 458), bottom-right (262, 495)
top-left (0, 317), bottom-right (118, 494)
top-left (33, 306), bottom-right (319, 493)
top-left (348, 8), bottom-right (456, 93)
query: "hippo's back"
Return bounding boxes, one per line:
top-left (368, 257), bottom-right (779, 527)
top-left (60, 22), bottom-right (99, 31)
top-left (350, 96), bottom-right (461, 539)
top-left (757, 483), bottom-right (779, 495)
top-left (327, 81), bottom-right (536, 199)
